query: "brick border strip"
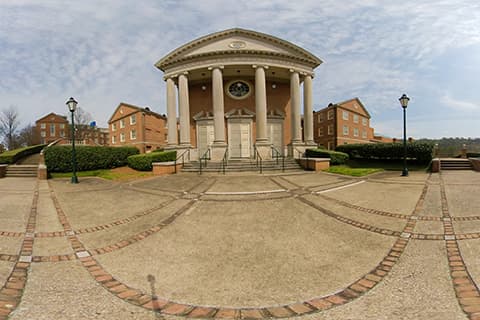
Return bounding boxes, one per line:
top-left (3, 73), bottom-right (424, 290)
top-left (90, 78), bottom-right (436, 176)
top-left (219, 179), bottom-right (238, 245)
top-left (440, 174), bottom-right (480, 320)
top-left (0, 183), bottom-right (39, 320)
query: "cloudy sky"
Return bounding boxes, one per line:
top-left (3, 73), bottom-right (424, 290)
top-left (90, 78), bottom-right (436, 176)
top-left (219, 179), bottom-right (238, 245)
top-left (1, 0), bottom-right (479, 138)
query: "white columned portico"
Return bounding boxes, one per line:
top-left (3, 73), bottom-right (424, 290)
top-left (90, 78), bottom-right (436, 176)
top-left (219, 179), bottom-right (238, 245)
top-left (166, 77), bottom-right (178, 146)
top-left (303, 74), bottom-right (315, 145)
top-left (209, 66), bottom-right (228, 160)
top-left (288, 69), bottom-right (303, 157)
top-left (178, 72), bottom-right (191, 146)
top-left (253, 65), bottom-right (271, 159)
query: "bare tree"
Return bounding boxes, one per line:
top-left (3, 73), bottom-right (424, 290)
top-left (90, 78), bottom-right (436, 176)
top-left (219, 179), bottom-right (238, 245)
top-left (0, 106), bottom-right (20, 150)
top-left (72, 106), bottom-right (95, 141)
top-left (17, 124), bottom-right (40, 147)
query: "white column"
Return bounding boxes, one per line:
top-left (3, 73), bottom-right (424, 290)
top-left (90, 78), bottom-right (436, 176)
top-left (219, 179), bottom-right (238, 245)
top-left (166, 77), bottom-right (178, 146)
top-left (178, 72), bottom-right (191, 146)
top-left (211, 66), bottom-right (226, 144)
top-left (290, 70), bottom-right (302, 143)
top-left (303, 74), bottom-right (314, 144)
top-left (254, 65), bottom-right (268, 143)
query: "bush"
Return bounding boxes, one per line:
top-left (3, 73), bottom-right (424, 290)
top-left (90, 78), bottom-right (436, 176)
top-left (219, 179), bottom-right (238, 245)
top-left (0, 144), bottom-right (47, 164)
top-left (44, 146), bottom-right (139, 172)
top-left (305, 148), bottom-right (349, 165)
top-left (467, 152), bottom-right (480, 158)
top-left (127, 151), bottom-right (177, 171)
top-left (335, 142), bottom-right (434, 164)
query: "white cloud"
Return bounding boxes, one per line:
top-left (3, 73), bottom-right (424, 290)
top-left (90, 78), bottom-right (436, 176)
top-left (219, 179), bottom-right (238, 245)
top-left (441, 95), bottom-right (479, 111)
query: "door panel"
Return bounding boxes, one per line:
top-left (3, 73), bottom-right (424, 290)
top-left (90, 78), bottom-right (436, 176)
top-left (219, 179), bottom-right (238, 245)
top-left (229, 122), bottom-right (251, 158)
top-left (268, 122), bottom-right (283, 154)
top-left (198, 124), bottom-right (214, 157)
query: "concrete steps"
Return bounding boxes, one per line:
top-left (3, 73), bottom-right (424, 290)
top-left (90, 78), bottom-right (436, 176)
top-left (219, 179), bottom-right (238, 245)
top-left (440, 159), bottom-right (473, 170)
top-left (182, 158), bottom-right (304, 173)
top-left (6, 165), bottom-right (38, 177)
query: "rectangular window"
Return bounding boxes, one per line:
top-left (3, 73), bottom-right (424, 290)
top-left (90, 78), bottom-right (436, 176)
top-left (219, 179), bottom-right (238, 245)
top-left (130, 114), bottom-right (136, 125)
top-left (318, 113), bottom-right (324, 123)
top-left (328, 125), bottom-right (333, 135)
top-left (111, 136), bottom-right (116, 144)
top-left (343, 125), bottom-right (349, 135)
top-left (50, 124), bottom-right (55, 136)
top-left (60, 130), bottom-right (65, 137)
top-left (362, 118), bottom-right (367, 126)
top-left (362, 130), bottom-right (367, 138)
top-left (130, 130), bottom-right (136, 140)
top-left (342, 111), bottom-right (349, 120)
top-left (60, 124), bottom-right (65, 129)
top-left (40, 123), bottom-right (46, 129)
top-left (120, 119), bottom-right (125, 128)
top-left (112, 123), bottom-right (117, 131)
top-left (318, 127), bottom-right (324, 137)
top-left (120, 132), bottom-right (125, 142)
top-left (353, 114), bottom-right (359, 123)
top-left (354, 128), bottom-right (359, 137)
top-left (41, 131), bottom-right (46, 137)
top-left (327, 110), bottom-right (334, 120)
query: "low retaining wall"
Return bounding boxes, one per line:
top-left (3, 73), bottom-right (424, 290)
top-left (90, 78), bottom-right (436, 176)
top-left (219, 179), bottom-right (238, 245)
top-left (298, 158), bottom-right (330, 171)
top-left (0, 164), bottom-right (6, 178)
top-left (431, 158), bottom-right (440, 173)
top-left (152, 161), bottom-right (182, 175)
top-left (471, 158), bottom-right (480, 172)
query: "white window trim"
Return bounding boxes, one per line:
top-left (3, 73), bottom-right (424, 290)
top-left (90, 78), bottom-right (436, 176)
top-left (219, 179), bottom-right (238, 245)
top-left (120, 119), bottom-right (125, 128)
top-left (130, 114), bottom-right (136, 125)
top-left (112, 123), bottom-right (117, 131)
top-left (353, 115), bottom-right (359, 123)
top-left (343, 125), bottom-right (349, 135)
top-left (362, 118), bottom-right (367, 126)
top-left (130, 130), bottom-right (136, 140)
top-left (327, 110), bottom-right (334, 120)
top-left (328, 125), bottom-right (333, 135)
top-left (120, 132), bottom-right (125, 142)
top-left (354, 128), bottom-right (359, 137)
top-left (342, 111), bottom-right (349, 121)
top-left (362, 130), bottom-right (367, 138)
top-left (111, 136), bottom-right (116, 144)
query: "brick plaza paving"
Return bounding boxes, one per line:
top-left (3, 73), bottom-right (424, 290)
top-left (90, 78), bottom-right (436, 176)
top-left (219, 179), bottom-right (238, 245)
top-left (1, 171), bottom-right (480, 319)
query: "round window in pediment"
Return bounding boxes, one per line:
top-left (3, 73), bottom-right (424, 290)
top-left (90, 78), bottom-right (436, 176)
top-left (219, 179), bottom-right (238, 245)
top-left (227, 80), bottom-right (251, 99)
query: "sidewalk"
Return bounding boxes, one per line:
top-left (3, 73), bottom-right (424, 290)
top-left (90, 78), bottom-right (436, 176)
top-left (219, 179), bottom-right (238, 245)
top-left (0, 171), bottom-right (479, 319)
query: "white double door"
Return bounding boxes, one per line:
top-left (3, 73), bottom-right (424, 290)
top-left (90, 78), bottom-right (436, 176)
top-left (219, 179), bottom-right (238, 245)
top-left (267, 121), bottom-right (283, 154)
top-left (228, 121), bottom-right (251, 158)
top-left (197, 122), bottom-right (214, 157)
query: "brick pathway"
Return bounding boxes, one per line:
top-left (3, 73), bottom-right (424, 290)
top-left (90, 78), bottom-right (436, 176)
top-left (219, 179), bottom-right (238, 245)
top-left (0, 171), bottom-right (479, 319)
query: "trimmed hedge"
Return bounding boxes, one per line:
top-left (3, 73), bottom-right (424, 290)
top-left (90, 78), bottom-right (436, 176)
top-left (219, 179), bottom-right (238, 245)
top-left (0, 144), bottom-right (47, 164)
top-left (305, 148), bottom-right (349, 165)
top-left (335, 142), bottom-right (434, 163)
top-left (44, 146), bottom-right (139, 172)
top-left (127, 150), bottom-right (177, 171)
top-left (467, 152), bottom-right (480, 158)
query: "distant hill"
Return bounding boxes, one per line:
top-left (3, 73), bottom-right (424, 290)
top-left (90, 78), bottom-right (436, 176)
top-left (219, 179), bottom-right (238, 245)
top-left (415, 137), bottom-right (480, 157)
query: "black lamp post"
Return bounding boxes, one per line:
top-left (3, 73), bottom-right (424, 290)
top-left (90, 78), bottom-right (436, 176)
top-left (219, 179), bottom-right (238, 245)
top-left (399, 94), bottom-right (410, 176)
top-left (66, 97), bottom-right (79, 184)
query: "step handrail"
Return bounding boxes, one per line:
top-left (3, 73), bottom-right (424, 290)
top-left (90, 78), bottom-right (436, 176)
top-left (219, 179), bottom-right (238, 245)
top-left (254, 146), bottom-right (263, 174)
top-left (199, 148), bottom-right (211, 175)
top-left (221, 148), bottom-right (228, 175)
top-left (271, 146), bottom-right (285, 172)
top-left (174, 149), bottom-right (190, 174)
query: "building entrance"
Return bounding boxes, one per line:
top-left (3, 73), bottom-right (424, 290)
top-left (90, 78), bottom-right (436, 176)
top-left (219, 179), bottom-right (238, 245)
top-left (228, 121), bottom-right (251, 158)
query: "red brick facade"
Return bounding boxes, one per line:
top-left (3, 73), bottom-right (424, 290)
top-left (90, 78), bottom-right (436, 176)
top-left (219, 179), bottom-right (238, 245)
top-left (313, 98), bottom-right (375, 149)
top-left (108, 103), bottom-right (167, 153)
top-left (35, 113), bottom-right (69, 144)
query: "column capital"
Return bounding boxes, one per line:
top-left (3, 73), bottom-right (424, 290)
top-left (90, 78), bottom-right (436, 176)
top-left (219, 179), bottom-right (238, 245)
top-left (208, 65), bottom-right (224, 71)
top-left (252, 65), bottom-right (269, 69)
top-left (289, 68), bottom-right (299, 74)
top-left (163, 74), bottom-right (178, 81)
top-left (181, 71), bottom-right (189, 75)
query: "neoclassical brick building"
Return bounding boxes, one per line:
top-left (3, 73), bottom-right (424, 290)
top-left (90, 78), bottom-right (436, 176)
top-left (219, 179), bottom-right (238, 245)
top-left (155, 28), bottom-right (322, 160)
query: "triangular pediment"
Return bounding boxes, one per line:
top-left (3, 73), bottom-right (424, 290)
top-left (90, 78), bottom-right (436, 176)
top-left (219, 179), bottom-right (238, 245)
top-left (155, 28), bottom-right (322, 70)
top-left (337, 98), bottom-right (371, 118)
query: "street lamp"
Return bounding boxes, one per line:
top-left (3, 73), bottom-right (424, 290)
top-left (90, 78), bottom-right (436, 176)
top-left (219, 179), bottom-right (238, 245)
top-left (399, 94), bottom-right (410, 177)
top-left (66, 97), bottom-right (79, 184)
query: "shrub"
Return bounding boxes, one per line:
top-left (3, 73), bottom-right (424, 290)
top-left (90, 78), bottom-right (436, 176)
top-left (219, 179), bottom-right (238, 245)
top-left (127, 150), bottom-right (177, 171)
top-left (335, 142), bottom-right (434, 164)
top-left (305, 148), bottom-right (349, 165)
top-left (44, 146), bottom-right (139, 172)
top-left (0, 144), bottom-right (47, 164)
top-left (467, 152), bottom-right (480, 158)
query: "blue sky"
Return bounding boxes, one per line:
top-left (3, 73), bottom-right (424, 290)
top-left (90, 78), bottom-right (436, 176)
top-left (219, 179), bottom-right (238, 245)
top-left (1, 0), bottom-right (479, 138)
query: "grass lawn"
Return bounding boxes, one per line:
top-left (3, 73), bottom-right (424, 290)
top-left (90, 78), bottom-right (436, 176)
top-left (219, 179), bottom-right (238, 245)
top-left (325, 165), bottom-right (383, 177)
top-left (49, 167), bottom-right (154, 181)
top-left (345, 159), bottom-right (430, 171)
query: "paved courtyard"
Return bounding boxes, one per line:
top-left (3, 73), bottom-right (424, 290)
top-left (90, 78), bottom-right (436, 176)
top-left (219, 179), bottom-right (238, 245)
top-left (1, 170), bottom-right (480, 319)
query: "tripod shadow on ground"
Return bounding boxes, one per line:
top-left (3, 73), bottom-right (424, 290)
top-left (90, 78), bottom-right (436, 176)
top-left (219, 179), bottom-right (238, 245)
top-left (147, 274), bottom-right (165, 319)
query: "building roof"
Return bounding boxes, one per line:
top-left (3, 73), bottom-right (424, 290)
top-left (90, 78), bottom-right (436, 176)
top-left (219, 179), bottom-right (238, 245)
top-left (316, 97), bottom-right (371, 118)
top-left (35, 112), bottom-right (68, 124)
top-left (108, 102), bottom-right (166, 124)
top-left (155, 28), bottom-right (323, 72)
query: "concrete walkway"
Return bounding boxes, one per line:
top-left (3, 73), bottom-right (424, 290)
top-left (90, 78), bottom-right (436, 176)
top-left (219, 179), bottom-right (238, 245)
top-left (0, 171), bottom-right (479, 319)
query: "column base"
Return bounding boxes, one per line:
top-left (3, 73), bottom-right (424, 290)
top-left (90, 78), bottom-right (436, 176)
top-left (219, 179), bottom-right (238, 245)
top-left (287, 142), bottom-right (307, 158)
top-left (254, 141), bottom-right (272, 160)
top-left (210, 143), bottom-right (228, 161)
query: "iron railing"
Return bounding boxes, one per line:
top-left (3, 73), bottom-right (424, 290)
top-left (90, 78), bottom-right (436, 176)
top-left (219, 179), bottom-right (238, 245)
top-left (271, 146), bottom-right (285, 172)
top-left (174, 149), bottom-right (190, 174)
top-left (254, 146), bottom-right (263, 174)
top-left (199, 148), bottom-right (211, 174)
top-left (221, 148), bottom-right (228, 175)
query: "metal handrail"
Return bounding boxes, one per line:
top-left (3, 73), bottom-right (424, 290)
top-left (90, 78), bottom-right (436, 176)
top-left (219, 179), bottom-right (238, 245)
top-left (254, 146), bottom-right (263, 174)
top-left (271, 146), bottom-right (285, 172)
top-left (174, 149), bottom-right (190, 174)
top-left (199, 148), bottom-right (211, 175)
top-left (221, 148), bottom-right (228, 174)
